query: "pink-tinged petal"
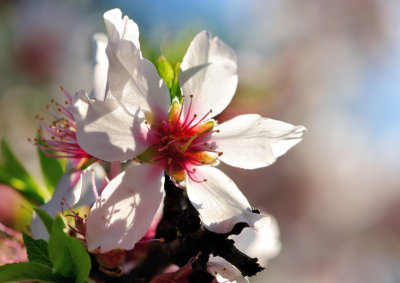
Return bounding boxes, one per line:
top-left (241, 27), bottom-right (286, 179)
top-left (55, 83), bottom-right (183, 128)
top-left (31, 162), bottom-right (105, 240)
top-left (213, 114), bottom-right (306, 169)
top-left (73, 90), bottom-right (148, 162)
top-left (208, 256), bottom-right (248, 283)
top-left (186, 166), bottom-right (264, 234)
top-left (92, 33), bottom-right (109, 101)
top-left (86, 163), bottom-right (165, 253)
top-left (106, 39), bottom-right (170, 121)
top-left (229, 215), bottom-right (281, 266)
top-left (103, 8), bottom-right (140, 49)
top-left (180, 30), bottom-right (238, 121)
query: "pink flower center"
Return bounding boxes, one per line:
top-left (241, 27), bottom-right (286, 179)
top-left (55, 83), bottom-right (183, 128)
top-left (141, 95), bottom-right (222, 185)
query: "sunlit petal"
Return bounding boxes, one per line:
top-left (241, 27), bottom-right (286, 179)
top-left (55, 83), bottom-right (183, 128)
top-left (180, 30), bottom-right (238, 122)
top-left (186, 166), bottom-right (264, 234)
top-left (73, 90), bottom-right (148, 162)
top-left (213, 114), bottom-right (306, 169)
top-left (86, 163), bottom-right (165, 253)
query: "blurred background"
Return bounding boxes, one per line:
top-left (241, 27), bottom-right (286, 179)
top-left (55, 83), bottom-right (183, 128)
top-left (1, 0), bottom-right (400, 282)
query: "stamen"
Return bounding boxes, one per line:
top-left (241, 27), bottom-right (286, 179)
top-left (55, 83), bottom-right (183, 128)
top-left (60, 197), bottom-right (87, 236)
top-left (185, 109), bottom-right (213, 132)
top-left (144, 121), bottom-right (163, 137)
top-left (181, 94), bottom-right (194, 128)
top-left (172, 101), bottom-right (185, 131)
top-left (91, 169), bottom-right (99, 200)
top-left (61, 197), bottom-right (79, 217)
top-left (104, 174), bottom-right (110, 184)
top-left (180, 114), bottom-right (197, 132)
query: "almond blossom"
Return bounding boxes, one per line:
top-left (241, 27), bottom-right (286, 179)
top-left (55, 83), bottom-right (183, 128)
top-left (73, 8), bottom-right (306, 253)
top-left (30, 33), bottom-right (109, 240)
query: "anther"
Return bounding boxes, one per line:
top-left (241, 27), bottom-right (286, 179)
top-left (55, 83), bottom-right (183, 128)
top-left (218, 152), bottom-right (223, 156)
top-left (203, 179), bottom-right (207, 182)
top-left (216, 130), bottom-right (220, 133)
top-left (190, 94), bottom-right (194, 98)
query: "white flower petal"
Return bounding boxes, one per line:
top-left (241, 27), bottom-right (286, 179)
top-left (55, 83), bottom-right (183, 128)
top-left (91, 33), bottom-right (109, 101)
top-left (31, 162), bottom-right (104, 240)
top-left (180, 30), bottom-right (238, 121)
top-left (208, 256), bottom-right (248, 283)
top-left (73, 90), bottom-right (148, 162)
top-left (229, 215), bottom-right (281, 266)
top-left (186, 166), bottom-right (264, 234)
top-left (86, 163), bottom-right (165, 253)
top-left (103, 9), bottom-right (170, 117)
top-left (213, 114), bottom-right (306, 169)
top-left (106, 40), bottom-right (170, 120)
top-left (103, 8), bottom-right (140, 49)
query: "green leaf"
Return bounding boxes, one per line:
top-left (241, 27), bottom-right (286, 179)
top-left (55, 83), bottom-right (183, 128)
top-left (156, 56), bottom-right (174, 89)
top-left (170, 62), bottom-right (182, 102)
top-left (1, 139), bottom-right (47, 204)
top-left (0, 262), bottom-right (67, 283)
top-left (35, 208), bottom-right (54, 235)
top-left (22, 232), bottom-right (52, 266)
top-left (1, 139), bottom-right (38, 188)
top-left (37, 136), bottom-right (65, 194)
top-left (67, 235), bottom-right (92, 283)
top-left (48, 216), bottom-right (91, 283)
